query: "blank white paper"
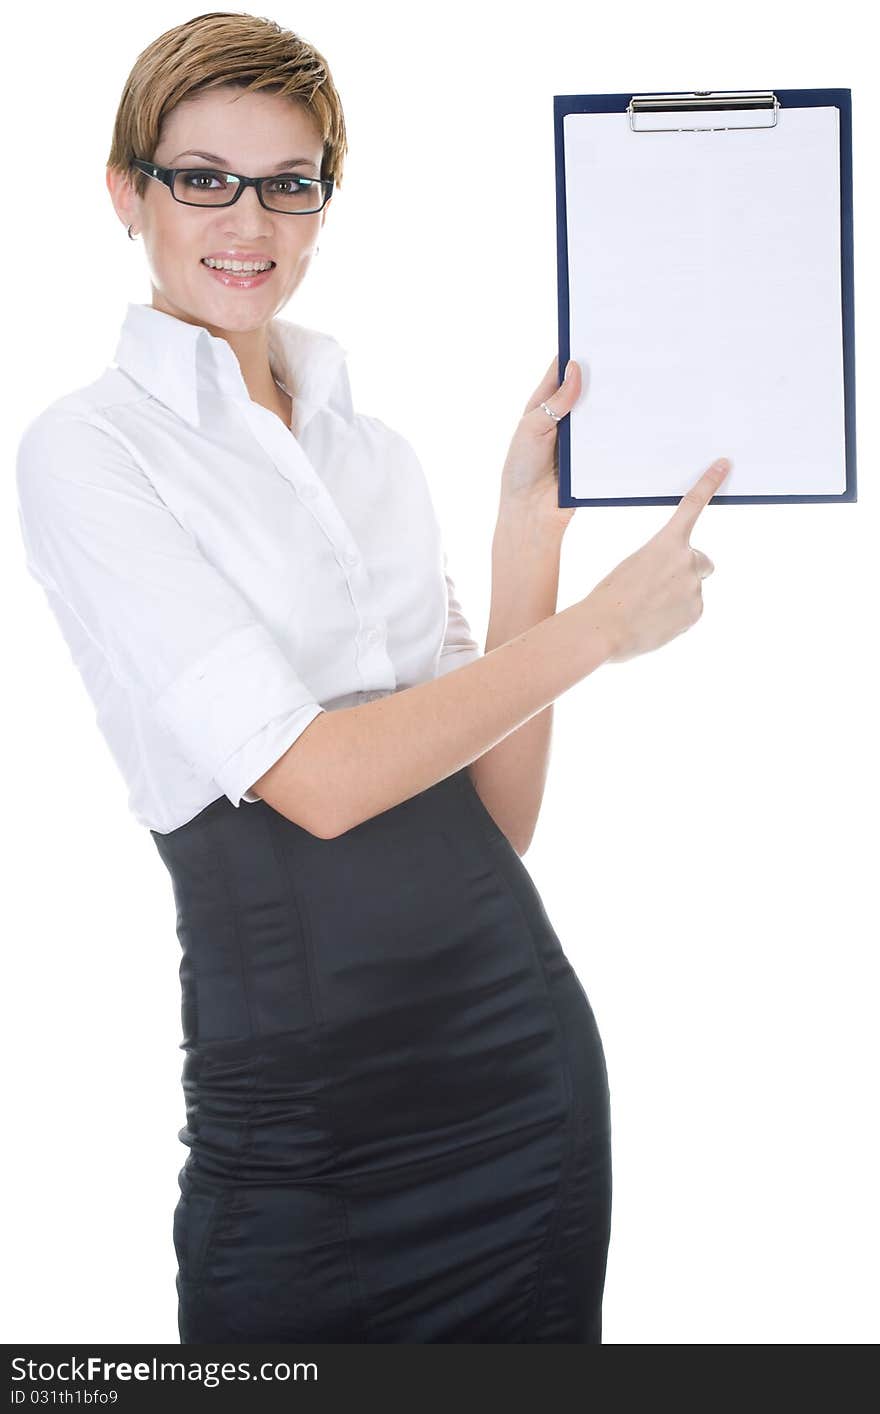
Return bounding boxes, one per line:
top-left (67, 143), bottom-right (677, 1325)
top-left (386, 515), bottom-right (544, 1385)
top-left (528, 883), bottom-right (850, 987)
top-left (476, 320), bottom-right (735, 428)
top-left (562, 105), bottom-right (847, 498)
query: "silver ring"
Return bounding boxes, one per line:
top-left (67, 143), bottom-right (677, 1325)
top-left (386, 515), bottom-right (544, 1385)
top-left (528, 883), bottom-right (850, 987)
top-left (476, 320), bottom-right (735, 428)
top-left (539, 401), bottom-right (562, 423)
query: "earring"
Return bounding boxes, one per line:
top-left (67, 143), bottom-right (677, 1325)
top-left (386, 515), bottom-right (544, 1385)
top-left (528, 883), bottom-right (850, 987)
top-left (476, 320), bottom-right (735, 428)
top-left (127, 224), bottom-right (138, 240)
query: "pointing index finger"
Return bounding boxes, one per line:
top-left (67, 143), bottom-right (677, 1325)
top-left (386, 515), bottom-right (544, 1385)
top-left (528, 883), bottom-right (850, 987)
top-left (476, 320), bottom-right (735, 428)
top-left (672, 458), bottom-right (732, 537)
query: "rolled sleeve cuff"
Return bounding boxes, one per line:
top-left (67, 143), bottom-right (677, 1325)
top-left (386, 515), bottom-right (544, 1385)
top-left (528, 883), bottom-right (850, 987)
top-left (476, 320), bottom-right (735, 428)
top-left (223, 701), bottom-right (326, 807)
top-left (153, 620), bottom-right (325, 804)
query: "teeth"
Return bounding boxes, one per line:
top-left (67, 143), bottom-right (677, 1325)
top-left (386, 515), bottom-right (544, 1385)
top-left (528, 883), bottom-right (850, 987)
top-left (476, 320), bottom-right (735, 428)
top-left (202, 258), bottom-right (274, 272)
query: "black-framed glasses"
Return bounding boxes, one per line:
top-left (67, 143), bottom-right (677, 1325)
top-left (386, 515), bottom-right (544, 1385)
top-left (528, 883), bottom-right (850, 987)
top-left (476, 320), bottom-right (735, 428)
top-left (130, 158), bottom-right (334, 214)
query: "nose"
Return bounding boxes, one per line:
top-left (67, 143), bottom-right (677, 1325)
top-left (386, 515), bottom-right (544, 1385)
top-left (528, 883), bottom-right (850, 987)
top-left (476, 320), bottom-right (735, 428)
top-left (223, 182), bottom-right (276, 232)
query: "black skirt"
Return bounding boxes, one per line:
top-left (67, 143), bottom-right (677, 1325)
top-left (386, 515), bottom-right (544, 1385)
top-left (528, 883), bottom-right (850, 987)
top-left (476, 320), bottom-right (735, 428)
top-left (150, 765), bottom-right (612, 1343)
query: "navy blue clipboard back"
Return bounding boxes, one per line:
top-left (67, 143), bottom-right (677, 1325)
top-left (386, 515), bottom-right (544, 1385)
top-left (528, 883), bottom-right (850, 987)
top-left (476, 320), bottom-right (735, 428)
top-left (553, 88), bottom-right (856, 506)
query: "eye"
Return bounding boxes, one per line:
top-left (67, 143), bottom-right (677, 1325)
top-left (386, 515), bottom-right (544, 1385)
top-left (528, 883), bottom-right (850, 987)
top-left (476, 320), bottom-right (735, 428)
top-left (264, 175), bottom-right (311, 195)
top-left (181, 168), bottom-right (225, 191)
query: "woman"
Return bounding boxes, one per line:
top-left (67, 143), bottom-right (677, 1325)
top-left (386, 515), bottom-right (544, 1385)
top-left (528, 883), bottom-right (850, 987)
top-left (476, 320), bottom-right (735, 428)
top-left (15, 14), bottom-right (728, 1343)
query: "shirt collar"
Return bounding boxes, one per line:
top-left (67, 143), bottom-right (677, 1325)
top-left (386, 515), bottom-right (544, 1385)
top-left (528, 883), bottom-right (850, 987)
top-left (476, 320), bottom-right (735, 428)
top-left (112, 301), bottom-right (353, 434)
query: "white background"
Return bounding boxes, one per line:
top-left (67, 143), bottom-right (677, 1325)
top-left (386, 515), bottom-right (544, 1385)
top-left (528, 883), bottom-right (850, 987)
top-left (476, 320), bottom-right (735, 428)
top-left (3, 0), bottom-right (877, 1345)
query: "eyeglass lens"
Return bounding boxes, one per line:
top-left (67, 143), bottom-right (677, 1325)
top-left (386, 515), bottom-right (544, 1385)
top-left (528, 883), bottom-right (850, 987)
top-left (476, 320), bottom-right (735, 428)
top-left (173, 169), bottom-right (327, 213)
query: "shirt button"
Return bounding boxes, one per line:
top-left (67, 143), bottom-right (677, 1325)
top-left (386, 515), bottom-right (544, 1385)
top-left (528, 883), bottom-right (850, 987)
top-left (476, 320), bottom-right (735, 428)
top-left (364, 625), bottom-right (382, 646)
top-left (300, 482), bottom-right (320, 500)
top-left (343, 549), bottom-right (360, 567)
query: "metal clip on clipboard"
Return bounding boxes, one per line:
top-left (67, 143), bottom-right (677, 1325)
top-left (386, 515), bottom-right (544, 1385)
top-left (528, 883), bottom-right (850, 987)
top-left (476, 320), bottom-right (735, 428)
top-left (628, 90), bottom-right (780, 133)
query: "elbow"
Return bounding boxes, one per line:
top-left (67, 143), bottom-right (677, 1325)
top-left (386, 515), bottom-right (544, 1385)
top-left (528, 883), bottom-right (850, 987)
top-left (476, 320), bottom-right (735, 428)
top-left (305, 789), bottom-right (356, 840)
top-left (296, 796), bottom-right (351, 839)
top-left (249, 715), bottom-right (350, 839)
top-left (313, 807), bottom-right (351, 840)
top-left (251, 778), bottom-right (343, 840)
top-left (504, 817), bottom-right (534, 857)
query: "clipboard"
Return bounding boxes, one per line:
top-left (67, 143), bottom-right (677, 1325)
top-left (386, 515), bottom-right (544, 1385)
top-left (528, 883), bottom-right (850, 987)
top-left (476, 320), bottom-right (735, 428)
top-left (553, 88), bottom-right (856, 506)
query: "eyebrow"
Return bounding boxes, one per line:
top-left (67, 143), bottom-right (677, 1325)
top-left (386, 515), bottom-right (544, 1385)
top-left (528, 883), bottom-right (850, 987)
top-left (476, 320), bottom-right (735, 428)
top-left (169, 150), bottom-right (319, 172)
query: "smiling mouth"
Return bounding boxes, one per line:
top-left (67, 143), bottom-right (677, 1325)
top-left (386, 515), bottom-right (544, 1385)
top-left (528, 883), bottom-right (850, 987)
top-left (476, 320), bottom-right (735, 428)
top-left (200, 258), bottom-right (277, 272)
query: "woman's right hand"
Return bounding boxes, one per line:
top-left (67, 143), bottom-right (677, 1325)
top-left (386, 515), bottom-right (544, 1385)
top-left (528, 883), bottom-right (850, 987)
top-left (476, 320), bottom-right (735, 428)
top-left (585, 457), bottom-right (732, 664)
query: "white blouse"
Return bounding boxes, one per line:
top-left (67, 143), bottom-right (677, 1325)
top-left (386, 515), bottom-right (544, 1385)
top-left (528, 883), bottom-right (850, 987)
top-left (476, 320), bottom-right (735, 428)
top-left (15, 302), bottom-right (482, 834)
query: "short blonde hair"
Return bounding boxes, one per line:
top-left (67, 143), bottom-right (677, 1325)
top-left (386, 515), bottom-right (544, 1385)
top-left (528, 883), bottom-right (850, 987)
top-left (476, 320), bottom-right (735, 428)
top-left (107, 11), bottom-right (348, 202)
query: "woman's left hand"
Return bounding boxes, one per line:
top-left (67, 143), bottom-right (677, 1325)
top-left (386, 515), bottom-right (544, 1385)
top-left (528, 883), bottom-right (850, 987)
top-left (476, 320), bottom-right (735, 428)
top-left (498, 355), bottom-right (582, 534)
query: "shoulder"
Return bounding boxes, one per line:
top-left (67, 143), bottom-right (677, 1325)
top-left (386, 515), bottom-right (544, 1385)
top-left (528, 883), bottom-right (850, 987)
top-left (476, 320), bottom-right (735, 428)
top-left (347, 412), bottom-right (432, 496)
top-left (17, 361), bottom-right (148, 438)
top-left (345, 412), bottom-right (440, 530)
top-left (349, 410), bottom-right (421, 467)
top-left (20, 366), bottom-right (147, 436)
top-left (15, 379), bottom-right (150, 507)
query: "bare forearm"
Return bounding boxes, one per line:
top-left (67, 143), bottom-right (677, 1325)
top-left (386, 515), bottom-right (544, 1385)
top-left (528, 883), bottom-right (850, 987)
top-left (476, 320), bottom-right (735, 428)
top-left (254, 584), bottom-right (613, 839)
top-left (467, 512), bottom-right (566, 853)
